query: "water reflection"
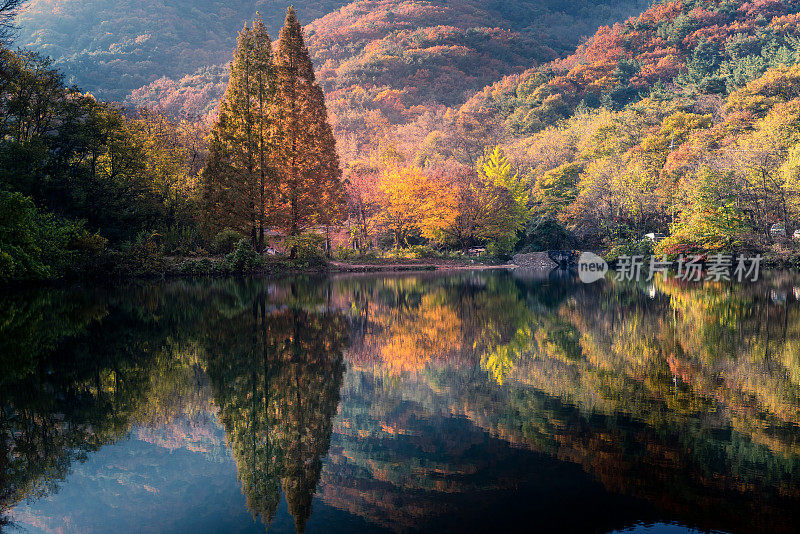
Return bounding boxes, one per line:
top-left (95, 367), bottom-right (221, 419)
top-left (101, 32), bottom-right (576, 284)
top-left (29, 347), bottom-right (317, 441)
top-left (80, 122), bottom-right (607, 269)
top-left (2, 273), bottom-right (800, 532)
top-left (204, 288), bottom-right (347, 531)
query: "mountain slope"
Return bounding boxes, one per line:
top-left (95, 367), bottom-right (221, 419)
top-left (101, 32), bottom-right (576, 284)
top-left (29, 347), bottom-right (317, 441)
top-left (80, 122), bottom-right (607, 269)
top-left (15, 0), bottom-right (351, 101)
top-left (19, 0), bottom-right (650, 147)
top-left (463, 0), bottom-right (800, 136)
top-left (292, 0), bottom-right (649, 157)
top-left (444, 0), bottom-right (800, 250)
top-left (17, 0), bottom-right (650, 105)
top-left (306, 0), bottom-right (652, 105)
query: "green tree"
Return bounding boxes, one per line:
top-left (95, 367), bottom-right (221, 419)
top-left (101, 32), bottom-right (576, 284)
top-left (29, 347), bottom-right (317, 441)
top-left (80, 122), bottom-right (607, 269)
top-left (0, 48), bottom-right (195, 248)
top-left (203, 17), bottom-right (277, 250)
top-left (0, 188), bottom-right (105, 281)
top-left (479, 146), bottom-right (530, 251)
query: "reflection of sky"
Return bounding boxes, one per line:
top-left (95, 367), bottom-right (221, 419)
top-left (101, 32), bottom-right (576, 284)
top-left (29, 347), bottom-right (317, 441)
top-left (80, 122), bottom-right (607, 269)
top-left (8, 373), bottom-right (722, 534)
top-left (609, 523), bottom-right (727, 534)
top-left (8, 415), bottom-right (375, 534)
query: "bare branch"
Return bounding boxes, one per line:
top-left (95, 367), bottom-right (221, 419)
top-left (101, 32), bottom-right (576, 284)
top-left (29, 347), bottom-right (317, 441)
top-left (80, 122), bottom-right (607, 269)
top-left (0, 0), bottom-right (27, 46)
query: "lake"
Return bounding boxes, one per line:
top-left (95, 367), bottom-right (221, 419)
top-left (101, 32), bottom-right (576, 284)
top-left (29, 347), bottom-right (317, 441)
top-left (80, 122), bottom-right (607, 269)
top-left (2, 271), bottom-right (800, 533)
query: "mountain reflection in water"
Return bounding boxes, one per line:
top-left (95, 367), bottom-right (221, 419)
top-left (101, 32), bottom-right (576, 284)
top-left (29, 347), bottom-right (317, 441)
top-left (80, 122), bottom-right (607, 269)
top-left (2, 272), bottom-right (800, 533)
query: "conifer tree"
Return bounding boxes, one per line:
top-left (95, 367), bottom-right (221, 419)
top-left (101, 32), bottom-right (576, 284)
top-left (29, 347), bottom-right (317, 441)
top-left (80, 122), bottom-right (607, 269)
top-left (274, 6), bottom-right (343, 249)
top-left (203, 17), bottom-right (276, 250)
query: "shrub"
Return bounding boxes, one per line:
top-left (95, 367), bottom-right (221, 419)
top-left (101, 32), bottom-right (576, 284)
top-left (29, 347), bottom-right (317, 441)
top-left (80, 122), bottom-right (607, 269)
top-left (179, 258), bottom-right (213, 276)
top-left (284, 233), bottom-right (327, 267)
top-left (163, 224), bottom-right (201, 255)
top-left (334, 245), bottom-right (357, 261)
top-left (225, 239), bottom-right (261, 272)
top-left (179, 260), bottom-right (197, 275)
top-left (605, 238), bottom-right (655, 262)
top-left (196, 258), bottom-right (212, 274)
top-left (655, 234), bottom-right (704, 258)
top-left (483, 242), bottom-right (513, 262)
top-left (113, 231), bottom-right (169, 276)
top-left (518, 218), bottom-right (573, 252)
top-left (212, 259), bottom-right (231, 275)
top-left (70, 230), bottom-right (108, 254)
top-left (408, 244), bottom-right (439, 259)
top-left (357, 249), bottom-right (381, 262)
top-left (0, 189), bottom-right (89, 281)
top-left (211, 228), bottom-right (244, 254)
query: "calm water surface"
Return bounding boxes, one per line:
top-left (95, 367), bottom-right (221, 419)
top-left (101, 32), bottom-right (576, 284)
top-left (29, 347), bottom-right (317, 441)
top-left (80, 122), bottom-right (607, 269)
top-left (2, 271), bottom-right (800, 533)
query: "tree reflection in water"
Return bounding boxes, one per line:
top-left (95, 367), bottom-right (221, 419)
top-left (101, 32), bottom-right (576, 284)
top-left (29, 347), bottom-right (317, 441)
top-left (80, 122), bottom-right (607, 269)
top-left (2, 273), bottom-right (800, 533)
top-left (205, 284), bottom-right (347, 532)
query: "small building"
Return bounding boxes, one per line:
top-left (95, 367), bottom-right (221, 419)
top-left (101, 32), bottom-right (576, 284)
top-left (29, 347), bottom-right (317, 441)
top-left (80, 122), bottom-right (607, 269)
top-left (771, 223), bottom-right (786, 238)
top-left (643, 233), bottom-right (666, 243)
top-left (263, 228), bottom-right (285, 253)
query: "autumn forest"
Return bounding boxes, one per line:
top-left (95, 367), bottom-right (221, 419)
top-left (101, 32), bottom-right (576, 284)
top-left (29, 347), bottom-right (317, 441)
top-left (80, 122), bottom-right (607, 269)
top-left (3, 0), bottom-right (800, 279)
top-left (5, 2), bottom-right (800, 532)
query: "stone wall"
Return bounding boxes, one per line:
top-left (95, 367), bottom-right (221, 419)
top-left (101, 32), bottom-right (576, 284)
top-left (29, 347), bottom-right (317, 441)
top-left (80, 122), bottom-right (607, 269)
top-left (511, 252), bottom-right (557, 270)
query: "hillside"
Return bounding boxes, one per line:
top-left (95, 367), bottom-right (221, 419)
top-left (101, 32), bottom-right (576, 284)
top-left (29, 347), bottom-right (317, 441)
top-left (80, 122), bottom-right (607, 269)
top-left (306, 0), bottom-right (653, 108)
top-left (21, 0), bottom-right (650, 138)
top-left (15, 0), bottom-right (351, 102)
top-left (447, 0), bottom-right (800, 251)
top-left (16, 0), bottom-right (650, 107)
top-left (465, 0), bottom-right (800, 135)
top-left (14, 0), bottom-right (800, 257)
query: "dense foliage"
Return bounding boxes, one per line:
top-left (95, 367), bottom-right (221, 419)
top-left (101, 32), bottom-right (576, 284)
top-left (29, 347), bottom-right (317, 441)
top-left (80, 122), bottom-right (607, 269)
top-left (0, 189), bottom-right (96, 281)
top-left (1, 9), bottom-right (343, 280)
top-left (464, 0), bottom-right (800, 253)
top-left (0, 47), bottom-right (209, 279)
top-left (352, 0), bottom-right (800, 256)
top-left (8, 0), bottom-right (800, 274)
top-left (203, 10), bottom-right (344, 251)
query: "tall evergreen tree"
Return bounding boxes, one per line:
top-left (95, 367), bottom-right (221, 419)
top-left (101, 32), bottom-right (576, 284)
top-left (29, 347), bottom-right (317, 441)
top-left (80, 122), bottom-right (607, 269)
top-left (203, 17), bottom-right (277, 250)
top-left (274, 7), bottom-right (343, 249)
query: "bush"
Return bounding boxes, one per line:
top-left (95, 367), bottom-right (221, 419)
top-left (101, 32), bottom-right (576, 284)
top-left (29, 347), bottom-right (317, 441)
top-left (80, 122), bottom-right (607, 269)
top-left (484, 241), bottom-right (513, 262)
top-left (408, 244), bottom-right (440, 259)
top-left (163, 224), bottom-right (201, 255)
top-left (225, 239), bottom-right (261, 272)
top-left (655, 234), bottom-right (703, 258)
top-left (70, 230), bottom-right (108, 254)
top-left (196, 258), bottom-right (212, 274)
top-left (605, 238), bottom-right (655, 262)
top-left (284, 233), bottom-right (327, 267)
top-left (211, 228), bottom-right (244, 254)
top-left (212, 259), bottom-right (231, 275)
top-left (179, 260), bottom-right (197, 276)
top-left (518, 219), bottom-right (573, 252)
top-left (179, 258), bottom-right (213, 276)
top-left (0, 189), bottom-right (90, 281)
top-left (112, 231), bottom-right (169, 276)
top-left (334, 245), bottom-right (357, 261)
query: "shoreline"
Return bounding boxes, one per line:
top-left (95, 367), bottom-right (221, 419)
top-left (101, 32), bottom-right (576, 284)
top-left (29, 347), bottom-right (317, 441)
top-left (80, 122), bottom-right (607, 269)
top-left (327, 261), bottom-right (514, 273)
top-left (5, 253), bottom-right (800, 287)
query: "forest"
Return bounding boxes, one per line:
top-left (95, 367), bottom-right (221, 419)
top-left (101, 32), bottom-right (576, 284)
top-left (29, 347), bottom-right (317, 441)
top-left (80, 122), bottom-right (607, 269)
top-left (3, 0), bottom-right (800, 282)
